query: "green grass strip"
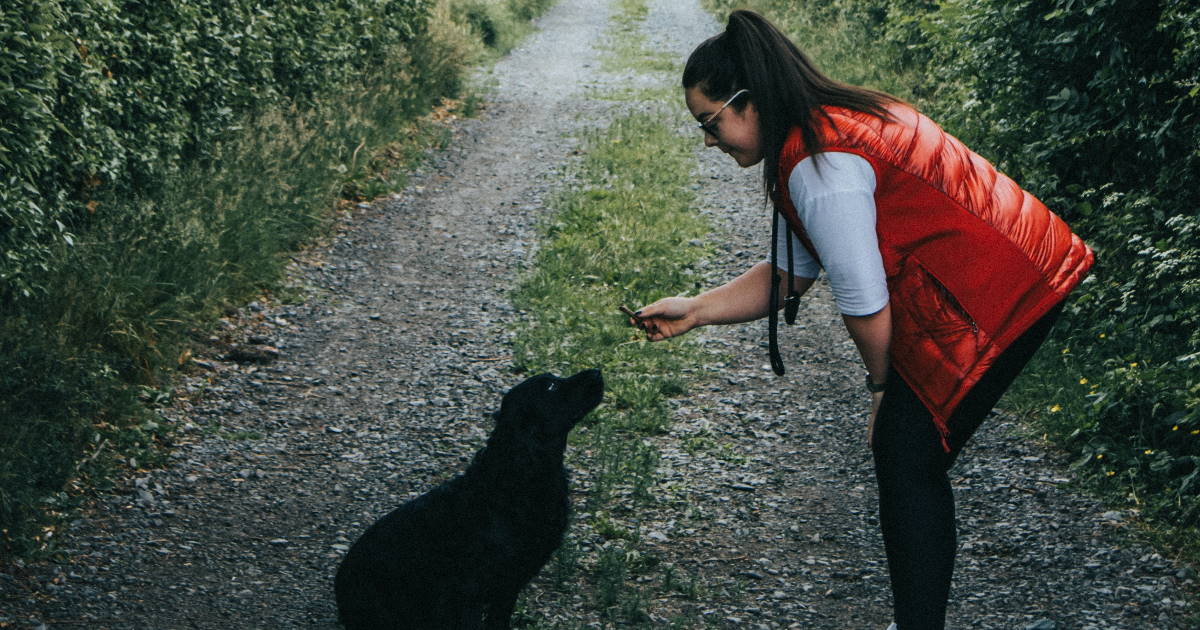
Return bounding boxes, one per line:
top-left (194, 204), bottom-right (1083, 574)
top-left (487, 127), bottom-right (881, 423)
top-left (510, 111), bottom-right (712, 436)
top-left (506, 0), bottom-right (730, 624)
top-left (509, 107), bottom-right (717, 627)
top-left (600, 0), bottom-right (681, 73)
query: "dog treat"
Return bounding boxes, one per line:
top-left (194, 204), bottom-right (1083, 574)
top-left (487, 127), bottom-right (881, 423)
top-left (619, 304), bottom-right (642, 321)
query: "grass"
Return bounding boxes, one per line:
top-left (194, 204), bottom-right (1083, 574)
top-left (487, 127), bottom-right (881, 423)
top-left (600, 0), bottom-right (682, 73)
top-left (503, 0), bottom-right (737, 625)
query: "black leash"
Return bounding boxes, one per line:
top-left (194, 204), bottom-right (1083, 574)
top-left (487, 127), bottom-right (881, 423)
top-left (768, 206), bottom-right (801, 376)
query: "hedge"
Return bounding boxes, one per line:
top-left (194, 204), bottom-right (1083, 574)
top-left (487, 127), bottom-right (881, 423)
top-left (0, 0), bottom-right (554, 557)
top-left (0, 0), bottom-right (430, 300)
top-left (921, 0), bottom-right (1200, 531)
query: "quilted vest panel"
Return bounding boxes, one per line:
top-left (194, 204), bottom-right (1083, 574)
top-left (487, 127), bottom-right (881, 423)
top-left (775, 104), bottom-right (1094, 448)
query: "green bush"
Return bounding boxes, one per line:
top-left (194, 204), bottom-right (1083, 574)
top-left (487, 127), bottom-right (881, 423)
top-left (450, 0), bottom-right (554, 55)
top-left (0, 0), bottom-right (555, 557)
top-left (917, 0), bottom-right (1200, 530)
top-left (0, 0), bottom-right (430, 301)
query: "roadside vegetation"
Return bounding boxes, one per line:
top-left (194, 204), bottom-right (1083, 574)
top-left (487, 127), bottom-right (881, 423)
top-left (505, 1), bottom-right (724, 625)
top-left (0, 0), bottom-right (555, 559)
top-left (703, 0), bottom-right (1200, 564)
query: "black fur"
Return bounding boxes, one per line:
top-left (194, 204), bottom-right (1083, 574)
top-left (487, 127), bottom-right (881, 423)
top-left (334, 369), bottom-right (603, 630)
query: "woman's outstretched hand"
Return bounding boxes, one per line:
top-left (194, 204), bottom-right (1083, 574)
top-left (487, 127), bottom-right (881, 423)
top-left (629, 297), bottom-right (702, 341)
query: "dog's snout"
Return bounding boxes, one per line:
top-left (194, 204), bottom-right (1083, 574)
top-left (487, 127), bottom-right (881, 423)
top-left (569, 368), bottom-right (603, 387)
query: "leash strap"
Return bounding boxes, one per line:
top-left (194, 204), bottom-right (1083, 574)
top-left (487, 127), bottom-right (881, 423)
top-left (768, 205), bottom-right (802, 376)
top-left (768, 207), bottom-right (785, 375)
top-left (783, 210), bottom-right (800, 325)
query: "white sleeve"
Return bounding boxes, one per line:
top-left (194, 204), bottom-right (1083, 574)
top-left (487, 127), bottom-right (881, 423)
top-left (787, 152), bottom-right (889, 316)
top-left (769, 218), bottom-right (821, 279)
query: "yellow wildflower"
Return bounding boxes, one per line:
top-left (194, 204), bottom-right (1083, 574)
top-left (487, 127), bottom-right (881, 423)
top-left (1174, 425), bottom-right (1180, 431)
top-left (1192, 430), bottom-right (1200, 436)
top-left (1106, 471), bottom-right (1115, 477)
top-left (1096, 453), bottom-right (1104, 460)
top-left (1049, 404), bottom-right (1062, 413)
top-left (1079, 378), bottom-right (1088, 385)
top-left (1130, 362), bottom-right (1138, 368)
top-left (1099, 333), bottom-right (1106, 338)
top-left (1144, 449), bottom-right (1154, 455)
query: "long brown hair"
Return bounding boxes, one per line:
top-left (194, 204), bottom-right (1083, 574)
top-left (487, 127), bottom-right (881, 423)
top-left (683, 10), bottom-right (898, 199)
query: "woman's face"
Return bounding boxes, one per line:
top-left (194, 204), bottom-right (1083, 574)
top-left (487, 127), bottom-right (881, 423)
top-left (685, 86), bottom-right (763, 167)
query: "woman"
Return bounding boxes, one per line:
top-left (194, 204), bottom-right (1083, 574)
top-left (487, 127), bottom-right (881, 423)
top-left (630, 10), bottom-right (1093, 630)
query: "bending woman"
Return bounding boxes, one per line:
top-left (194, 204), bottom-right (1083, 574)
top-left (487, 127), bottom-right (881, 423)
top-left (630, 10), bottom-right (1093, 630)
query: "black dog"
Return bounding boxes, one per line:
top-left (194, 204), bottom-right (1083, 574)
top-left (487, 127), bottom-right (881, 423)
top-left (334, 369), bottom-right (603, 629)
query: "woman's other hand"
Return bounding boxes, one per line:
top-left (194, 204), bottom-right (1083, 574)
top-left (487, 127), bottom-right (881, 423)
top-left (868, 390), bottom-right (884, 448)
top-left (630, 297), bottom-right (701, 341)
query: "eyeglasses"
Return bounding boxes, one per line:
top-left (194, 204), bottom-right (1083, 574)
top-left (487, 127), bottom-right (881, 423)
top-left (697, 89), bottom-right (749, 137)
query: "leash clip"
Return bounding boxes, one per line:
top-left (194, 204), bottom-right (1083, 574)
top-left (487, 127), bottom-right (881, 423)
top-left (783, 293), bottom-right (800, 325)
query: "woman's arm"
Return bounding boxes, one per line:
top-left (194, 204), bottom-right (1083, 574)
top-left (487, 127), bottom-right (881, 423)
top-left (633, 262), bottom-right (815, 341)
top-left (843, 304), bottom-right (891, 387)
top-left (843, 304), bottom-right (892, 446)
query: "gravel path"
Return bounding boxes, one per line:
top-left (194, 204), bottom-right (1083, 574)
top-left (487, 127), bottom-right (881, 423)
top-left (1, 0), bottom-right (1195, 628)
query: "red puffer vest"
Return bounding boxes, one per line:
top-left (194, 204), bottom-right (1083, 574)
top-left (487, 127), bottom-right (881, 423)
top-left (775, 104), bottom-right (1094, 449)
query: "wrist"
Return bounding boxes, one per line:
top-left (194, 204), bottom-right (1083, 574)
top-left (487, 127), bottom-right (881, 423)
top-left (686, 295), bottom-right (713, 328)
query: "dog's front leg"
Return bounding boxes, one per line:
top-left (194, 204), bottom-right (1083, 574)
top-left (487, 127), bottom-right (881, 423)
top-left (482, 586), bottom-right (521, 630)
top-left (455, 603), bottom-right (486, 630)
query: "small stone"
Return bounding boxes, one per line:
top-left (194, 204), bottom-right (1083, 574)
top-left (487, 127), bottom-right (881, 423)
top-left (269, 538), bottom-right (289, 546)
top-left (1024, 621), bottom-right (1056, 630)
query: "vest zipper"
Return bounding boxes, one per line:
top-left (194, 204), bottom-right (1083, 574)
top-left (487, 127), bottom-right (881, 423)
top-left (928, 268), bottom-right (979, 335)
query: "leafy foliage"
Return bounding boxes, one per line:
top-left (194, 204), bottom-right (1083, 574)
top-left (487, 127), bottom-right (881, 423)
top-left (0, 0), bottom-right (430, 300)
top-left (919, 0), bottom-right (1200, 531)
top-left (0, 0), bottom-right (552, 557)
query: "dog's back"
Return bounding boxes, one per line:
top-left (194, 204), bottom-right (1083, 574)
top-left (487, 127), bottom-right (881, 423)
top-left (335, 369), bottom-right (602, 630)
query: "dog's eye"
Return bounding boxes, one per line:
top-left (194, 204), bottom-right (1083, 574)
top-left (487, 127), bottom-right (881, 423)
top-left (546, 382), bottom-right (559, 392)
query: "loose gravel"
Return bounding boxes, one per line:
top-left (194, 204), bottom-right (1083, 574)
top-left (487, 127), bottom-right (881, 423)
top-left (1, 0), bottom-right (1196, 628)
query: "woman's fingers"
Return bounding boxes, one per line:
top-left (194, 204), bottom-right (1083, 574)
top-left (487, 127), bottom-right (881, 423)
top-left (626, 297), bottom-right (696, 341)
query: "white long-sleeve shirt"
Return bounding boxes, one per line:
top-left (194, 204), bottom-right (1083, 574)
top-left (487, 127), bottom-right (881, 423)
top-left (770, 151), bottom-right (890, 317)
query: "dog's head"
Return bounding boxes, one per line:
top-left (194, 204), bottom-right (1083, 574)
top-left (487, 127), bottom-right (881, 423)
top-left (494, 369), bottom-right (604, 443)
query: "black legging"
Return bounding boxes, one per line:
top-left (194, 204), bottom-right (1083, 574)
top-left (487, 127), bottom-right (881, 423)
top-left (871, 304), bottom-right (1062, 630)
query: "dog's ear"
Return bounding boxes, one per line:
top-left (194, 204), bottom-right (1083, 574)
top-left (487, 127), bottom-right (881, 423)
top-left (494, 374), bottom-right (547, 426)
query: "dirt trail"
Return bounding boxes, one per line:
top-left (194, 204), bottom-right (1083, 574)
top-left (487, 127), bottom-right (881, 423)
top-left (1, 0), bottom-right (1194, 628)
